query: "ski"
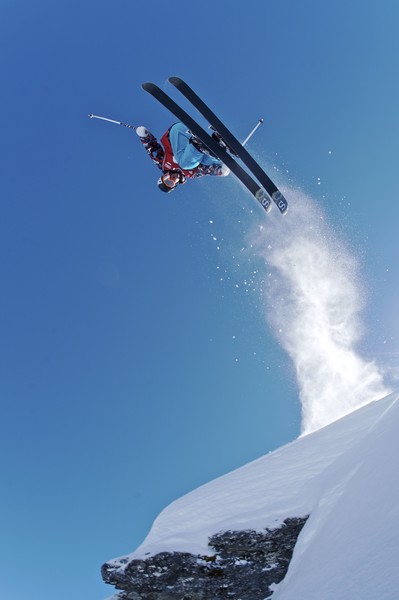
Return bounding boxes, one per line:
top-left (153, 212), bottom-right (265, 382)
top-left (168, 77), bottom-right (288, 215)
top-left (142, 83), bottom-right (272, 213)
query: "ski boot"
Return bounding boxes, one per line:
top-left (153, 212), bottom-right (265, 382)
top-left (210, 128), bottom-right (239, 157)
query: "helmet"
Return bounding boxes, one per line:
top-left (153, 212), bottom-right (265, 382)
top-left (157, 170), bottom-right (185, 193)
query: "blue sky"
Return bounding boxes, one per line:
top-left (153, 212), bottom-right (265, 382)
top-left (1, 1), bottom-right (398, 599)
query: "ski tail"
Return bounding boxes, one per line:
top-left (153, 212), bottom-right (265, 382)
top-left (168, 77), bottom-right (288, 215)
top-left (142, 82), bottom-right (272, 213)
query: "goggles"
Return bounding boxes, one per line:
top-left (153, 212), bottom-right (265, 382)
top-left (157, 171), bottom-right (185, 193)
top-left (162, 172), bottom-right (179, 188)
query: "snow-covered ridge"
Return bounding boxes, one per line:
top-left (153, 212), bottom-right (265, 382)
top-left (107, 392), bottom-right (399, 599)
top-left (134, 394), bottom-right (397, 556)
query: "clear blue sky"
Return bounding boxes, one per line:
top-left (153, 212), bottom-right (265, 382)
top-left (1, 1), bottom-right (398, 599)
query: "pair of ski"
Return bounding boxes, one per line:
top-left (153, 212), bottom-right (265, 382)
top-left (142, 77), bottom-right (288, 216)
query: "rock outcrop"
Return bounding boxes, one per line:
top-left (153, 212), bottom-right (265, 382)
top-left (102, 516), bottom-right (308, 600)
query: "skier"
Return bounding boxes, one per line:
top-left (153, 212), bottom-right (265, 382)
top-left (135, 122), bottom-right (230, 193)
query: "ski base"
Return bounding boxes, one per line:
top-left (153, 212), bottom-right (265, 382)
top-left (142, 81), bottom-right (284, 216)
top-left (169, 77), bottom-right (288, 216)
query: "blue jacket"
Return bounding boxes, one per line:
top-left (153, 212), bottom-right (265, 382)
top-left (168, 123), bottom-right (222, 170)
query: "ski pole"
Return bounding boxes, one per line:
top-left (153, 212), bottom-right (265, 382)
top-left (242, 118), bottom-right (264, 146)
top-left (88, 113), bottom-right (137, 130)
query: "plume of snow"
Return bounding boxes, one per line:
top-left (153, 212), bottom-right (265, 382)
top-left (251, 187), bottom-right (390, 434)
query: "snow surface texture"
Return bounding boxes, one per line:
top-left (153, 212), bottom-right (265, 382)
top-left (109, 392), bottom-right (399, 600)
top-left (251, 188), bottom-right (390, 433)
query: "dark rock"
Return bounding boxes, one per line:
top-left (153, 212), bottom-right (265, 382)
top-left (102, 516), bottom-right (308, 600)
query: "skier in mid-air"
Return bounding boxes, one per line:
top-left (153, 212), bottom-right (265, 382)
top-left (135, 122), bottom-right (230, 193)
top-left (88, 77), bottom-right (287, 213)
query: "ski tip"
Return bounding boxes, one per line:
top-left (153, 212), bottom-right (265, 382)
top-left (168, 77), bottom-right (188, 88)
top-left (141, 82), bottom-right (156, 91)
top-left (88, 113), bottom-right (94, 118)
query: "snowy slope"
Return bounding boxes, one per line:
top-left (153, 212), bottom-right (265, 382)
top-left (109, 392), bottom-right (399, 599)
top-left (275, 391), bottom-right (399, 600)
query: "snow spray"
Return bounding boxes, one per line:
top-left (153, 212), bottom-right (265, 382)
top-left (251, 188), bottom-right (390, 434)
